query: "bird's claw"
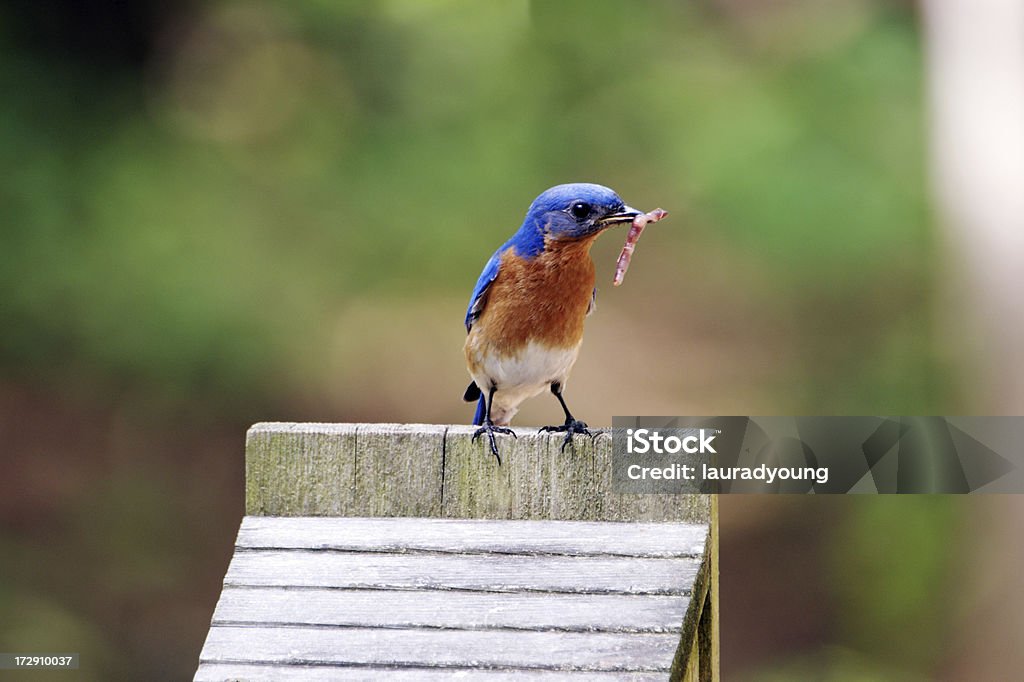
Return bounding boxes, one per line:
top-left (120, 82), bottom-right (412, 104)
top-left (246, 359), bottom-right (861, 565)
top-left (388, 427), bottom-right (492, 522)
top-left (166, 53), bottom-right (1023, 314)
top-left (472, 423), bottom-right (516, 464)
top-left (541, 419), bottom-right (595, 452)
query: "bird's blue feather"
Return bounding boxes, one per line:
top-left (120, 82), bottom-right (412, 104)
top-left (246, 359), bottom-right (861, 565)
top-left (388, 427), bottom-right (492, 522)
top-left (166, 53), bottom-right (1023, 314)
top-left (473, 395), bottom-right (486, 425)
top-left (464, 183), bottom-right (623, 332)
top-left (464, 224), bottom-right (546, 332)
top-left (465, 249), bottom-right (501, 332)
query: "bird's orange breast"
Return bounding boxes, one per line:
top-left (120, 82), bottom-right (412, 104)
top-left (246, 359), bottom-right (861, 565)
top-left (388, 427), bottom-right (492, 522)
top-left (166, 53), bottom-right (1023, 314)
top-left (471, 235), bottom-right (598, 356)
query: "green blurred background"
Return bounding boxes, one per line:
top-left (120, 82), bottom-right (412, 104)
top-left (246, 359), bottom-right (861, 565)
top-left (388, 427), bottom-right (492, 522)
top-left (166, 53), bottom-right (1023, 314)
top-left (2, 0), bottom-right (1015, 680)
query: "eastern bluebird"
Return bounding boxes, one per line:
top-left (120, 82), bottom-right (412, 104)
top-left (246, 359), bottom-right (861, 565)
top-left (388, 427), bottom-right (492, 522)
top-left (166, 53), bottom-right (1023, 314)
top-left (462, 183), bottom-right (641, 460)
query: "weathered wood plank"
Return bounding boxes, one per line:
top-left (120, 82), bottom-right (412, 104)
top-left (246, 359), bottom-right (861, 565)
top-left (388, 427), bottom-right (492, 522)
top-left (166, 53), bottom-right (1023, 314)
top-left (708, 494), bottom-right (720, 681)
top-left (442, 426), bottom-right (710, 522)
top-left (199, 626), bottom-right (679, 672)
top-left (212, 587), bottom-right (685, 632)
top-left (352, 423), bottom-right (445, 517)
top-left (224, 550), bottom-right (699, 595)
top-left (194, 663), bottom-right (668, 681)
top-left (219, 425), bottom-right (716, 680)
top-left (236, 516), bottom-right (708, 558)
top-left (245, 423), bottom-right (710, 522)
top-left (671, 497), bottom-right (719, 682)
top-left (246, 423), bottom-right (358, 516)
top-left (246, 423), bottom-right (446, 517)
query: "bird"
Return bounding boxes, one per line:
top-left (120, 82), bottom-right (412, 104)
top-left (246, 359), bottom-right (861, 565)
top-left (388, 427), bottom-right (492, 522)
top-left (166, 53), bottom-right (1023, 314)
top-left (462, 183), bottom-right (642, 461)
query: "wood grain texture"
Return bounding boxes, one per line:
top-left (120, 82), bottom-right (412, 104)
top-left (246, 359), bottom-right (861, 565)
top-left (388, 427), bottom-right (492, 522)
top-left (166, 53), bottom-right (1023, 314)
top-left (244, 422), bottom-right (710, 522)
top-left (195, 664), bottom-right (668, 681)
top-left (246, 423), bottom-right (358, 516)
top-left (199, 626), bottom-right (679, 672)
top-left (709, 495), bottom-right (721, 681)
top-left (204, 425), bottom-right (716, 681)
top-left (442, 425), bottom-right (709, 522)
top-left (352, 423), bottom-right (446, 517)
top-left (246, 423), bottom-right (445, 517)
top-left (196, 516), bottom-right (707, 681)
top-left (212, 587), bottom-right (686, 632)
top-left (670, 497), bottom-right (720, 681)
top-left (224, 550), bottom-right (698, 595)
top-left (671, 541), bottom-right (712, 680)
top-left (235, 516), bottom-right (708, 558)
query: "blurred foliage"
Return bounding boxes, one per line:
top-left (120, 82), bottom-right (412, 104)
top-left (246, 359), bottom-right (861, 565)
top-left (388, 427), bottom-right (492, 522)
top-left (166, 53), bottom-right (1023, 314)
top-left (831, 497), bottom-right (960, 671)
top-left (0, 0), bottom-right (940, 411)
top-left (724, 496), bottom-right (965, 682)
top-left (0, 0), bottom-right (963, 680)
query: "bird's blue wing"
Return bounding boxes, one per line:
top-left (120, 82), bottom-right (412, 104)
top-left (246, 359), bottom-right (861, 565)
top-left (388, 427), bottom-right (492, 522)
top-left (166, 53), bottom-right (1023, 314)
top-left (465, 248), bottom-right (503, 332)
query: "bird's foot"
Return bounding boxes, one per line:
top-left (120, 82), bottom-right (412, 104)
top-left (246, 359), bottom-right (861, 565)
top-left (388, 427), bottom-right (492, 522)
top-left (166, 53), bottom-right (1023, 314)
top-left (540, 419), bottom-right (598, 452)
top-left (471, 422), bottom-right (516, 464)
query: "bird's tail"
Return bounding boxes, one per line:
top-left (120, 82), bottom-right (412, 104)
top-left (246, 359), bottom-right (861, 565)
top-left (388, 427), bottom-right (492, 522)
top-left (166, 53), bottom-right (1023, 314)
top-left (473, 395), bottom-right (486, 426)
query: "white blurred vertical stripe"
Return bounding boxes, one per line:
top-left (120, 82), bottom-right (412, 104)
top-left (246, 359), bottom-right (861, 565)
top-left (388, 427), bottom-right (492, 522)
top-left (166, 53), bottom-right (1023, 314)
top-left (923, 0), bottom-right (1024, 412)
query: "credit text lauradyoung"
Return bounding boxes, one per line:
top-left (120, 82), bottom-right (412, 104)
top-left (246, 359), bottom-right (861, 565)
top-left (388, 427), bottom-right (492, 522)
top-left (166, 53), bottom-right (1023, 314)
top-left (623, 427), bottom-right (829, 485)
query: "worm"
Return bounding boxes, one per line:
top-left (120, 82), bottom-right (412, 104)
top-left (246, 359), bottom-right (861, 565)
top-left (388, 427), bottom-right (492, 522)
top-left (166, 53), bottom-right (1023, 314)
top-left (613, 208), bottom-right (668, 286)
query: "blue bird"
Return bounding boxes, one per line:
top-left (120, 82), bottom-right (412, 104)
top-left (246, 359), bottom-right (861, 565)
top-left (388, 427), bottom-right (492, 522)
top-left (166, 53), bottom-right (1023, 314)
top-left (463, 183), bottom-right (642, 460)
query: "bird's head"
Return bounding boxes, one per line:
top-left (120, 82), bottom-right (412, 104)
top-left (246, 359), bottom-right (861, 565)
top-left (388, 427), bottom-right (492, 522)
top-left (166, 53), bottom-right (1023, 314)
top-left (524, 183), bottom-right (640, 242)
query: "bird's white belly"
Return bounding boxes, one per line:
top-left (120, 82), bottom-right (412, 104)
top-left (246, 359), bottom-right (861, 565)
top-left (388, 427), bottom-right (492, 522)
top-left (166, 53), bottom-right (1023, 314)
top-left (472, 340), bottom-right (581, 425)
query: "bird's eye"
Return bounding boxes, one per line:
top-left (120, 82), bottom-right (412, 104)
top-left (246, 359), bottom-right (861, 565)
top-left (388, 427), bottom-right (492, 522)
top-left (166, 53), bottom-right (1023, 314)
top-left (570, 202), bottom-right (591, 220)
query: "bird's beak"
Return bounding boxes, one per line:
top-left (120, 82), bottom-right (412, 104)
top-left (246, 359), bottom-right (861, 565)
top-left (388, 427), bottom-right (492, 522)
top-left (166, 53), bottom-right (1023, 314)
top-left (596, 205), bottom-right (642, 227)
